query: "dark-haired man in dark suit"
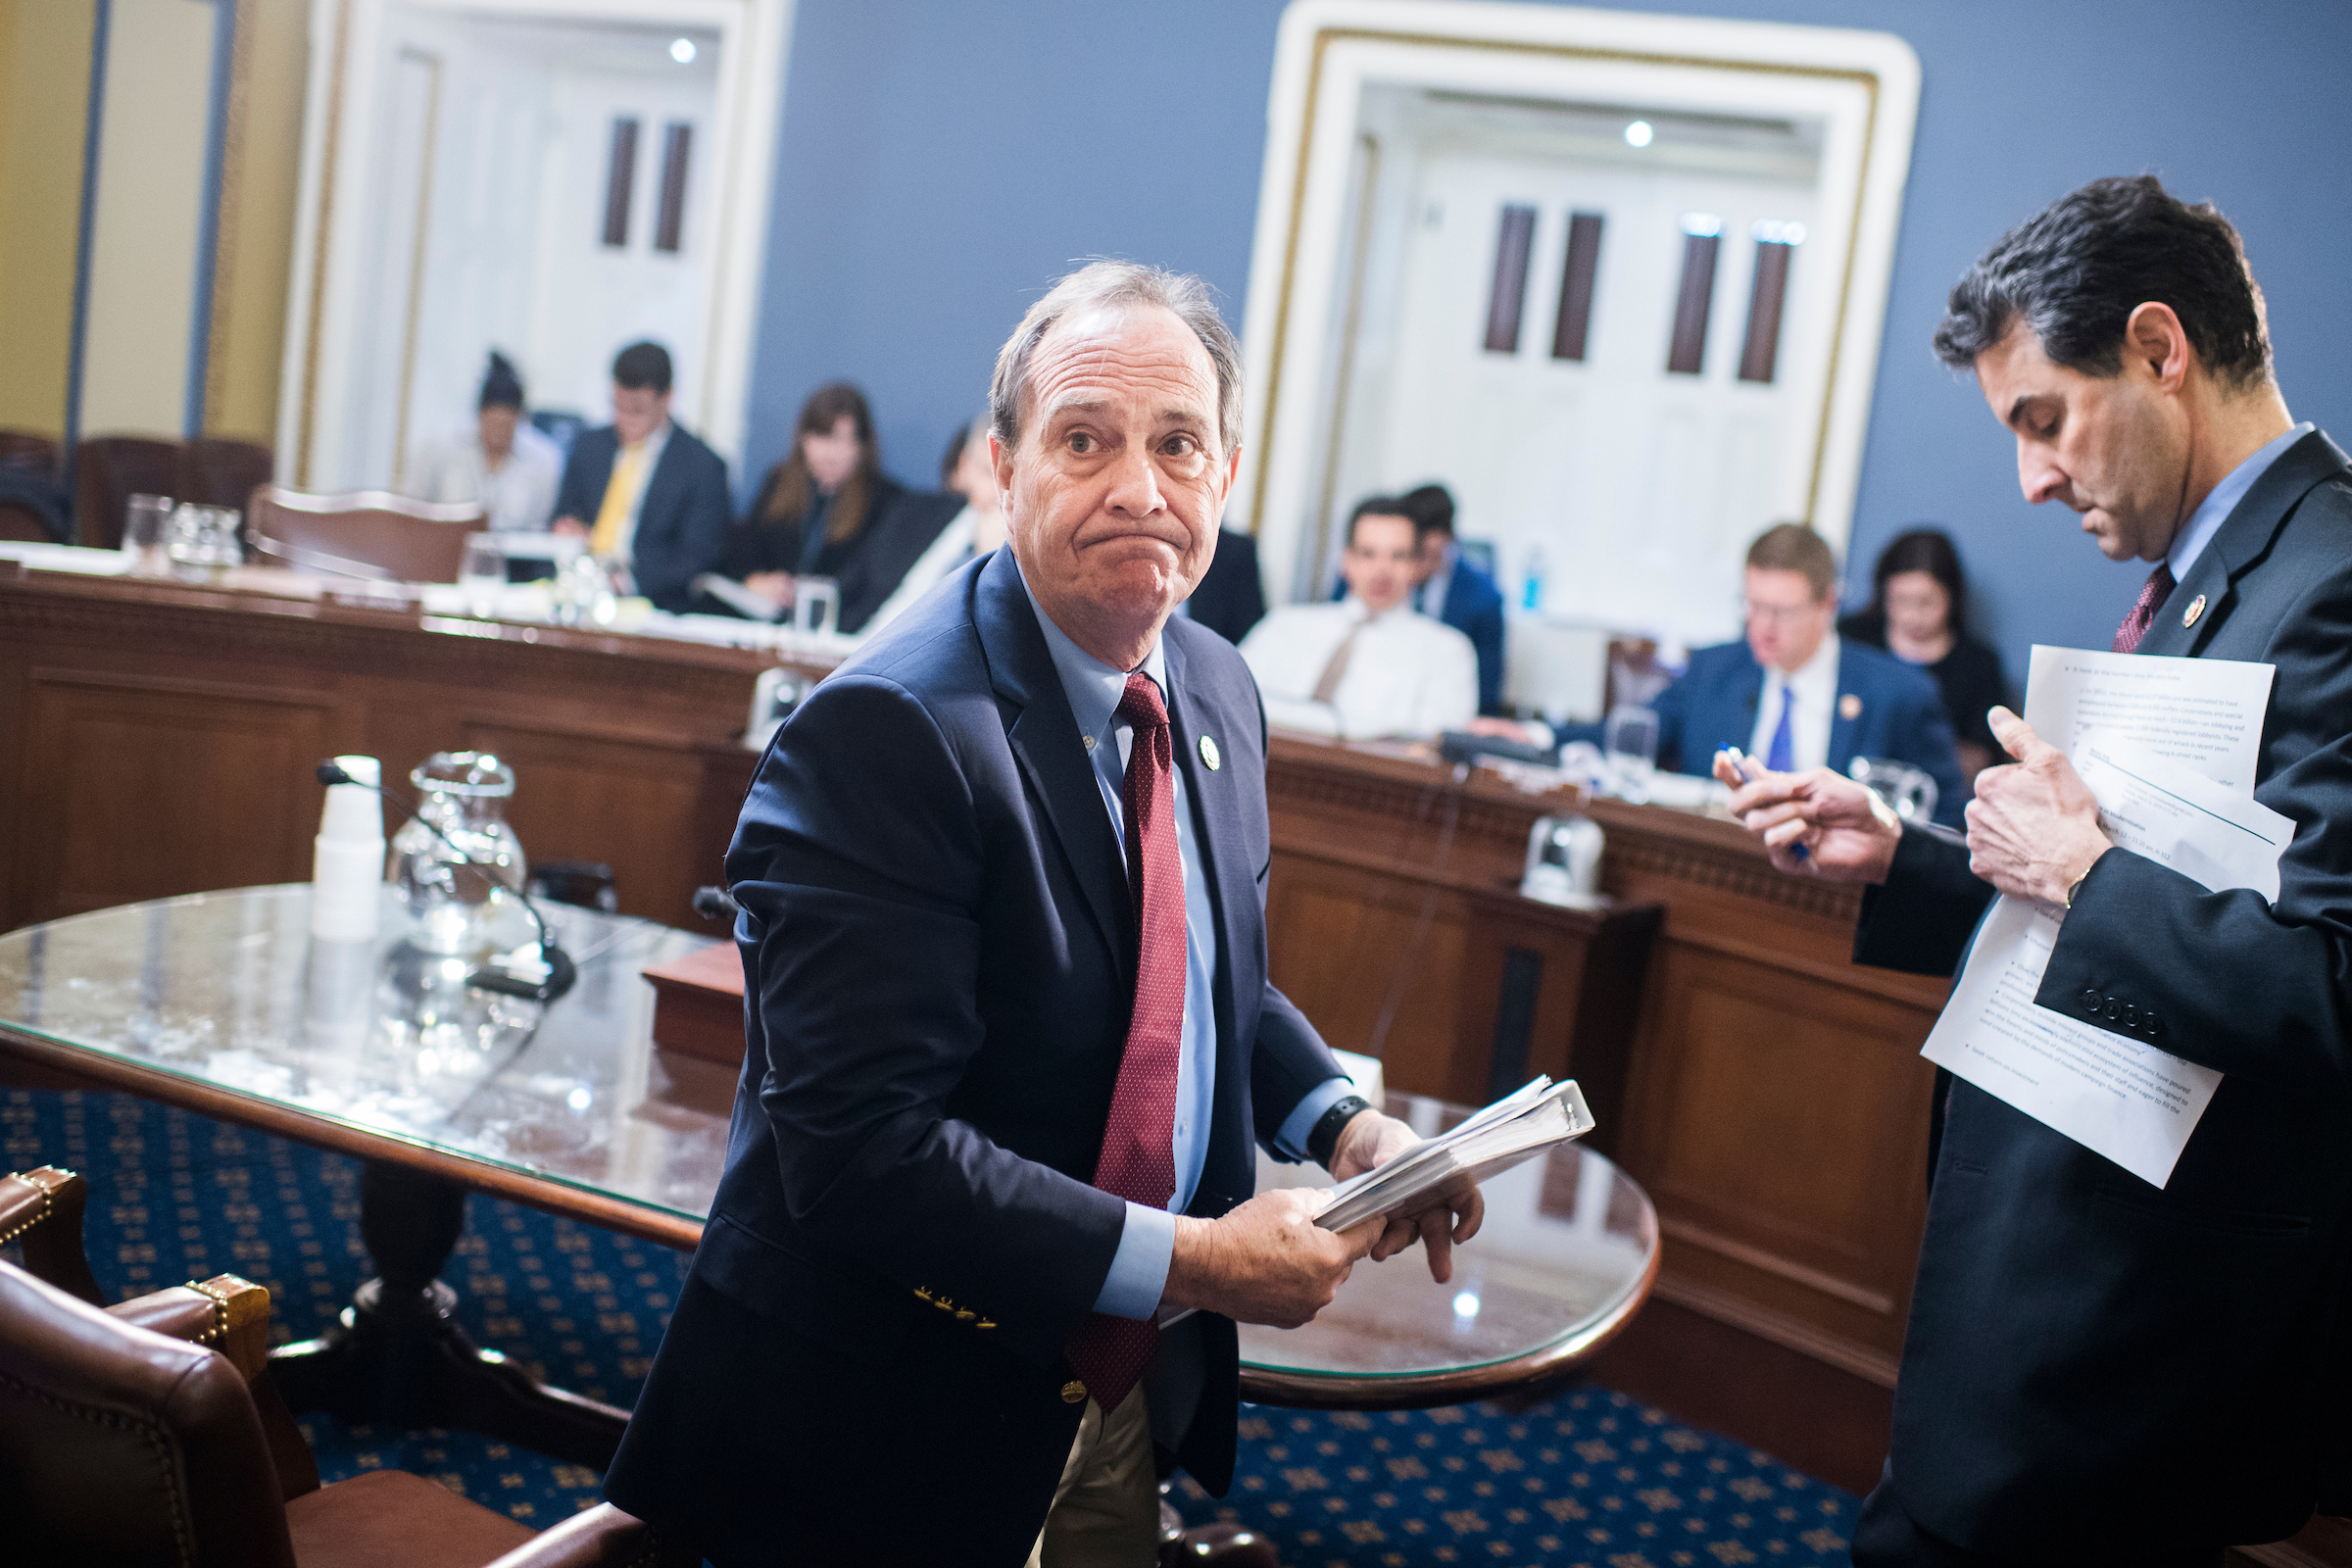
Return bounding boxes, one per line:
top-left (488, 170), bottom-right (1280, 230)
top-left (1723, 175), bottom-right (2352, 1565)
top-left (606, 262), bottom-right (1483, 1566)
top-left (552, 340), bottom-right (731, 612)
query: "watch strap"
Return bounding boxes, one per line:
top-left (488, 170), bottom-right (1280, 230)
top-left (1307, 1094), bottom-right (1373, 1169)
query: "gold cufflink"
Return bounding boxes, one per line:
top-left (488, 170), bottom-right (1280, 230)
top-left (1061, 1380), bottom-right (1087, 1404)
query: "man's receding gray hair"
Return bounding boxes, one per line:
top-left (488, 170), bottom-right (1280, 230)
top-left (989, 261), bottom-right (1244, 458)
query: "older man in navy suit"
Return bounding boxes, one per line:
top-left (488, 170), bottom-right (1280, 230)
top-left (605, 263), bottom-right (1484, 1567)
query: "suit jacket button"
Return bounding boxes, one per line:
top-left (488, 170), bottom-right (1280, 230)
top-left (1061, 1380), bottom-right (1087, 1404)
top-left (2082, 989), bottom-right (2102, 1013)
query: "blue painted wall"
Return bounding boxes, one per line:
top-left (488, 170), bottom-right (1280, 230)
top-left (747, 0), bottom-right (2352, 683)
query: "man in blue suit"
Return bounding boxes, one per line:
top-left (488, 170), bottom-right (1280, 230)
top-left (550, 341), bottom-right (731, 612)
top-left (605, 263), bottom-right (1483, 1566)
top-left (1648, 524), bottom-right (1965, 823)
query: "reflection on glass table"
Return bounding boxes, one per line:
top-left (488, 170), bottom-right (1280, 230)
top-left (0, 884), bottom-right (731, 1466)
top-left (1242, 1094), bottom-right (1657, 1409)
top-left (0, 886), bottom-right (1658, 1436)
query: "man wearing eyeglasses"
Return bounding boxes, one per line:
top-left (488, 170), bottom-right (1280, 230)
top-left (1488, 523), bottom-right (1965, 822)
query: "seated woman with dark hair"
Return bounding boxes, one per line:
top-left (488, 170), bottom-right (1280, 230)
top-left (715, 382), bottom-right (904, 620)
top-left (1837, 526), bottom-right (2011, 782)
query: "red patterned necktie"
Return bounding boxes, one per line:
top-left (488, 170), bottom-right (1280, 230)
top-left (2112, 562), bottom-right (2177, 655)
top-left (1063, 673), bottom-right (1188, 1413)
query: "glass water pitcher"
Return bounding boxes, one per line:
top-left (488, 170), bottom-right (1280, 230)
top-left (389, 752), bottom-right (528, 954)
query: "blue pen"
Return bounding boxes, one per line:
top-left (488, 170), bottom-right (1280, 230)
top-left (1722, 746), bottom-right (1808, 860)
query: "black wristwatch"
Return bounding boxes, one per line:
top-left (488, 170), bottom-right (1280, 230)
top-left (1306, 1094), bottom-right (1374, 1169)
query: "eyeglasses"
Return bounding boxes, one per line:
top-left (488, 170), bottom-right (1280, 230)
top-left (1740, 599), bottom-right (1825, 626)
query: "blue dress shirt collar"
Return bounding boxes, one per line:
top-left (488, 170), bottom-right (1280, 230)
top-left (2169, 421), bottom-right (2314, 582)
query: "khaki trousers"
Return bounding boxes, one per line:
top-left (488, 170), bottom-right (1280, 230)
top-left (1025, 1385), bottom-right (1159, 1568)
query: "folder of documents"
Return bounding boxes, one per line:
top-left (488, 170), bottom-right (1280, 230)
top-left (1309, 1076), bottom-right (1594, 1233)
top-left (1154, 1077), bottom-right (1594, 1330)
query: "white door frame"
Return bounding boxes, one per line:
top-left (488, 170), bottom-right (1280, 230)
top-left (1234, 0), bottom-right (1920, 604)
top-left (276, 0), bottom-right (792, 487)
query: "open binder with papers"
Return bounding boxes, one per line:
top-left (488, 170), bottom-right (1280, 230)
top-left (1154, 1077), bottom-right (1594, 1329)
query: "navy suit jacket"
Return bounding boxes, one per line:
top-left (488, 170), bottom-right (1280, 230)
top-left (1854, 430), bottom-right (2352, 1554)
top-left (1426, 560), bottom-right (1507, 713)
top-left (605, 547), bottom-right (1343, 1566)
top-left (553, 422), bottom-right (731, 612)
top-left (1635, 638), bottom-right (1965, 825)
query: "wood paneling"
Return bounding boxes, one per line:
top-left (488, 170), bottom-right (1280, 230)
top-left (0, 570), bottom-right (821, 932)
top-left (1261, 734), bottom-right (1947, 1475)
top-left (23, 670), bottom-right (334, 915)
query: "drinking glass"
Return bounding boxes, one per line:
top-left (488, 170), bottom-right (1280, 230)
top-left (793, 575), bottom-right (840, 638)
top-left (123, 493), bottom-right (174, 575)
top-left (1602, 704), bottom-right (1661, 804)
top-left (459, 534), bottom-right (505, 618)
top-left (166, 504), bottom-right (243, 577)
top-left (1849, 757), bottom-right (1938, 824)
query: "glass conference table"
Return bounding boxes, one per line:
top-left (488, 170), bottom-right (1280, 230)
top-left (0, 885), bottom-right (1657, 1453)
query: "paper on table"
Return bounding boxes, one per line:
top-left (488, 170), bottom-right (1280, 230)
top-left (1923, 654), bottom-right (2289, 1188)
top-left (2023, 644), bottom-right (2274, 792)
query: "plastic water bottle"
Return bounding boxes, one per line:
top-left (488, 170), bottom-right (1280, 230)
top-left (312, 755), bottom-right (385, 942)
top-left (1520, 542), bottom-right (1548, 612)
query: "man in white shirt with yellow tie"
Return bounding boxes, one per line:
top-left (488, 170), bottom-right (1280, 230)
top-left (550, 341), bottom-right (732, 612)
top-left (1239, 496), bottom-right (1478, 739)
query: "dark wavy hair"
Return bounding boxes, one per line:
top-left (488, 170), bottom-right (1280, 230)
top-left (758, 382), bottom-right (881, 546)
top-left (1868, 527), bottom-right (1968, 633)
top-left (1932, 174), bottom-right (2271, 387)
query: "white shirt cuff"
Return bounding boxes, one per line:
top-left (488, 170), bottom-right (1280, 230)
top-left (1273, 1075), bottom-right (1360, 1164)
top-left (1090, 1201), bottom-right (1177, 1320)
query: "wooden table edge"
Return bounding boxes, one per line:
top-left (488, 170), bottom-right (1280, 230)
top-left (0, 1022), bottom-right (708, 1252)
top-left (1236, 1232), bottom-right (1662, 1410)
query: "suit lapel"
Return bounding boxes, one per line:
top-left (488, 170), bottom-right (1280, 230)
top-left (974, 551), bottom-right (1133, 964)
top-left (1163, 632), bottom-right (1244, 1048)
top-left (2138, 430), bottom-right (2351, 659)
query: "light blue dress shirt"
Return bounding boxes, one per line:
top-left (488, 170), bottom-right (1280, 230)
top-left (1020, 579), bottom-right (1352, 1320)
top-left (2168, 422), bottom-right (2314, 582)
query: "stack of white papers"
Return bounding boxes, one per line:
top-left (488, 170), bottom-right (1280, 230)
top-left (1921, 646), bottom-right (2290, 1187)
top-left (1311, 1077), bottom-right (1594, 1232)
top-left (1153, 1077), bottom-right (1594, 1330)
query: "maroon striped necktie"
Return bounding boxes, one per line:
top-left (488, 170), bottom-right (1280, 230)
top-left (2113, 562), bottom-right (2177, 655)
top-left (1063, 673), bottom-right (1187, 1412)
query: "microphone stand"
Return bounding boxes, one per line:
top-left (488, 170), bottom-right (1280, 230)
top-left (315, 761), bottom-right (578, 1003)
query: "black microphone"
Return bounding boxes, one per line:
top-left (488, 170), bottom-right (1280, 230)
top-left (316, 760), bottom-right (578, 1003)
top-left (691, 885), bottom-right (740, 923)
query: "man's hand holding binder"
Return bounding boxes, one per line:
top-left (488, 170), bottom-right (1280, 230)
top-left (1327, 1109), bottom-right (1487, 1282)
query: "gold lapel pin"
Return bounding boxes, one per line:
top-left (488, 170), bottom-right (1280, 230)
top-left (2181, 593), bottom-right (2207, 628)
top-left (1200, 735), bottom-right (1221, 770)
top-left (1838, 694), bottom-right (1863, 721)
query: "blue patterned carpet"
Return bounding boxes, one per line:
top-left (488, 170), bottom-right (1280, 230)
top-left (2, 1089), bottom-right (1857, 1562)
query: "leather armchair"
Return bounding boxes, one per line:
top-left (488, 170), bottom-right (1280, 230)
top-left (0, 1166), bottom-right (694, 1568)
